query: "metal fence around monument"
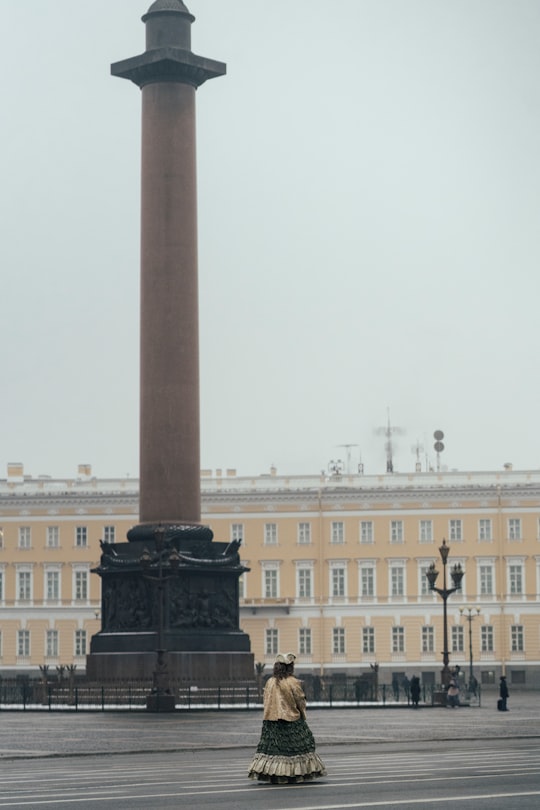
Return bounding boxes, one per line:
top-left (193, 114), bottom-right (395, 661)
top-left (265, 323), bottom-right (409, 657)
top-left (0, 675), bottom-right (481, 710)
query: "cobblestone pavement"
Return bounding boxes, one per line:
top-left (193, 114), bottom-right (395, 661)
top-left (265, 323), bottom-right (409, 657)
top-left (0, 693), bottom-right (536, 760)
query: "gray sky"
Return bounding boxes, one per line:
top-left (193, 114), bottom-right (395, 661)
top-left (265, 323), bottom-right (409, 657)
top-left (2, 0), bottom-right (540, 480)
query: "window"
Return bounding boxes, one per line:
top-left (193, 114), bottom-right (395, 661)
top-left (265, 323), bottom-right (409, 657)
top-left (419, 520), bottom-right (433, 543)
top-left (75, 629), bottom-right (87, 657)
top-left (75, 571), bottom-right (88, 601)
top-left (360, 521), bottom-right (374, 544)
top-left (231, 523), bottom-right (244, 543)
top-left (46, 629), bottom-right (59, 658)
top-left (265, 628), bottom-right (278, 656)
top-left (333, 627), bottom-right (345, 654)
top-left (478, 519), bottom-right (492, 541)
top-left (264, 569), bottom-right (278, 599)
top-left (264, 523), bottom-right (277, 545)
top-left (511, 624), bottom-right (524, 652)
top-left (331, 522), bottom-right (344, 544)
top-left (419, 564), bottom-right (433, 596)
top-left (390, 521), bottom-right (403, 544)
top-left (449, 520), bottom-right (463, 541)
top-left (360, 566), bottom-right (375, 598)
top-left (481, 625), bottom-right (494, 652)
top-left (46, 526), bottom-right (59, 548)
top-left (103, 525), bottom-right (115, 543)
top-left (390, 566), bottom-right (404, 597)
top-left (17, 630), bottom-right (30, 657)
top-left (297, 567), bottom-right (312, 599)
top-left (0, 527), bottom-right (4, 548)
top-left (479, 565), bottom-right (494, 596)
top-left (18, 527), bottom-right (31, 549)
top-left (17, 570), bottom-right (32, 601)
top-left (46, 571), bottom-right (60, 601)
top-left (422, 626), bottom-right (435, 653)
top-left (331, 566), bottom-right (346, 598)
top-left (509, 564), bottom-right (523, 595)
top-left (508, 519), bottom-right (521, 541)
top-left (298, 523), bottom-right (311, 544)
top-left (299, 627), bottom-right (312, 655)
top-left (75, 527), bottom-right (88, 548)
top-left (362, 627), bottom-right (375, 654)
top-left (452, 626), bottom-right (464, 653)
top-left (392, 626), bottom-right (405, 653)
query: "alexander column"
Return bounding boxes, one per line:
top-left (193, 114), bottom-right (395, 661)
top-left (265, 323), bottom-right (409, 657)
top-left (113, 0), bottom-right (225, 526)
top-left (87, 2), bottom-right (253, 690)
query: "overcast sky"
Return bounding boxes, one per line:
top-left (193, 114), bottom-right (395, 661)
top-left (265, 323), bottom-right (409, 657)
top-left (1, 1), bottom-right (540, 480)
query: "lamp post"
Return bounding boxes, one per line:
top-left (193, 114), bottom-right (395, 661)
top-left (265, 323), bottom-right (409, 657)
top-left (139, 525), bottom-right (181, 712)
top-left (425, 539), bottom-right (464, 688)
top-left (460, 606), bottom-right (481, 692)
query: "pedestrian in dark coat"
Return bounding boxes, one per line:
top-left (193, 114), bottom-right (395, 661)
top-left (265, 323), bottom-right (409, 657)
top-left (498, 676), bottom-right (509, 711)
top-left (410, 676), bottom-right (421, 708)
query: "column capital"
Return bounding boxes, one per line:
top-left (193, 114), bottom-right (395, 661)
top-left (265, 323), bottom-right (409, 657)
top-left (111, 48), bottom-right (226, 88)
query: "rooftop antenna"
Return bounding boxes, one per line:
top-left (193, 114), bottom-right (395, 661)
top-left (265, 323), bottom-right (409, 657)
top-left (433, 430), bottom-right (445, 472)
top-left (411, 440), bottom-right (424, 473)
top-left (375, 408), bottom-right (404, 473)
top-left (337, 444), bottom-right (359, 475)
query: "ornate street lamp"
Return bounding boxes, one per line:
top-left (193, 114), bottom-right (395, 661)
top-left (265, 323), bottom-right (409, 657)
top-left (140, 525), bottom-right (181, 712)
top-left (425, 539), bottom-right (464, 687)
top-left (460, 606), bottom-right (481, 693)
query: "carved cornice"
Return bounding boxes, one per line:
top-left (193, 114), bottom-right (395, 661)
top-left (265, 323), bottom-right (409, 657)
top-left (1, 479), bottom-right (540, 514)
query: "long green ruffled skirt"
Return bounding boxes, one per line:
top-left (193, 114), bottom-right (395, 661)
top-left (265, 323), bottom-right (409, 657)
top-left (248, 719), bottom-right (327, 783)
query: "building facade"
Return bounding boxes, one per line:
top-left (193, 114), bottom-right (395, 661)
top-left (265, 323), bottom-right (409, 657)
top-left (1, 462), bottom-right (539, 688)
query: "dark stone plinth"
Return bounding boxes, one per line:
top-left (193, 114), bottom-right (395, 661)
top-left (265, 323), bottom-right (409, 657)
top-left (86, 650), bottom-right (254, 683)
top-left (86, 523), bottom-right (253, 683)
top-left (146, 693), bottom-right (176, 713)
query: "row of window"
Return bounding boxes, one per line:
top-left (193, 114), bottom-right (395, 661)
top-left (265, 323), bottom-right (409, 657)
top-left (233, 518), bottom-right (533, 546)
top-left (0, 518), bottom-right (535, 549)
top-left (264, 624), bottom-right (525, 656)
top-left (0, 526), bottom-right (115, 550)
top-left (0, 569), bottom-right (90, 602)
top-left (253, 561), bottom-right (527, 600)
top-left (0, 629), bottom-right (87, 658)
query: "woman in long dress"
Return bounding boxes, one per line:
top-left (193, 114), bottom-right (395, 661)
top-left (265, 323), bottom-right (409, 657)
top-left (248, 652), bottom-right (326, 784)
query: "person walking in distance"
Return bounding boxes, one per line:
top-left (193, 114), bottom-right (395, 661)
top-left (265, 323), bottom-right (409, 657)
top-left (248, 652), bottom-right (326, 784)
top-left (447, 678), bottom-right (460, 708)
top-left (498, 675), bottom-right (509, 711)
top-left (410, 675), bottom-right (421, 708)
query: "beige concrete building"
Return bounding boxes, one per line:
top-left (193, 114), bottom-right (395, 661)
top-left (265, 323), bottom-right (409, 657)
top-left (1, 463), bottom-right (539, 688)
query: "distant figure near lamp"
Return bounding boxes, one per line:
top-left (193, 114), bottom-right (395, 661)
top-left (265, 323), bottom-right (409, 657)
top-left (498, 675), bottom-right (509, 711)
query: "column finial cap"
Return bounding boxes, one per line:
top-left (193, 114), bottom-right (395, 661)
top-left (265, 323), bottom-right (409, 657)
top-left (143, 0), bottom-right (194, 21)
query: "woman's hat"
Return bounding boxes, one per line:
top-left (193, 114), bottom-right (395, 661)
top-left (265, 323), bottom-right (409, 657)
top-left (275, 652), bottom-right (296, 665)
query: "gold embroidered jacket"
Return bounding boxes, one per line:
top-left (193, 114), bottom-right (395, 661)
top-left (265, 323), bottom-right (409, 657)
top-left (262, 676), bottom-right (307, 722)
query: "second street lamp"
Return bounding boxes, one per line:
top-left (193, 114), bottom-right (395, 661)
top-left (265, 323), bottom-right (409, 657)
top-left (460, 606), bottom-right (481, 694)
top-left (139, 525), bottom-right (181, 712)
top-left (425, 539), bottom-right (464, 688)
